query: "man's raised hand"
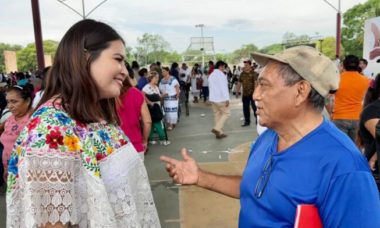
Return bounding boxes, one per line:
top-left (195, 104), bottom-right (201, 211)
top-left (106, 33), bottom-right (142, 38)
top-left (160, 148), bottom-right (200, 185)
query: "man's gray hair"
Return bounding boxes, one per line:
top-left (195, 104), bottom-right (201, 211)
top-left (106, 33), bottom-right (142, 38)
top-left (276, 63), bottom-right (325, 112)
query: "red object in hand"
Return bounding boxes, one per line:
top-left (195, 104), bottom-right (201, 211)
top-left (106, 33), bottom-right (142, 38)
top-left (294, 204), bottom-right (323, 228)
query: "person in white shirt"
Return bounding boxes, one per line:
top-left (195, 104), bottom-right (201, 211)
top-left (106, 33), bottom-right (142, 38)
top-left (359, 58), bottom-right (373, 78)
top-left (201, 73), bottom-right (209, 102)
top-left (208, 60), bottom-right (230, 139)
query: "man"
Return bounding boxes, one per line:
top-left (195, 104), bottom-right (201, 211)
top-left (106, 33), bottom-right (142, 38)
top-left (359, 58), bottom-right (373, 78)
top-left (208, 60), bottom-right (230, 139)
top-left (332, 55), bottom-right (370, 142)
top-left (208, 60), bottom-right (214, 75)
top-left (236, 60), bottom-right (258, 126)
top-left (161, 46), bottom-right (380, 227)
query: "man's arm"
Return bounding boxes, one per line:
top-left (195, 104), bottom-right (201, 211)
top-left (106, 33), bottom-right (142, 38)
top-left (160, 148), bottom-right (241, 199)
top-left (235, 82), bottom-right (241, 97)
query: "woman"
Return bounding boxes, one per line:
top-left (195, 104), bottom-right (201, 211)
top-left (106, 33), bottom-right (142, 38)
top-left (142, 71), bottom-right (170, 146)
top-left (131, 60), bottom-right (140, 82)
top-left (32, 66), bottom-right (50, 108)
top-left (118, 75), bottom-right (152, 160)
top-left (359, 73), bottom-right (380, 173)
top-left (190, 65), bottom-right (202, 103)
top-left (0, 85), bottom-right (33, 181)
top-left (159, 67), bottom-right (180, 131)
top-left (6, 19), bottom-right (160, 227)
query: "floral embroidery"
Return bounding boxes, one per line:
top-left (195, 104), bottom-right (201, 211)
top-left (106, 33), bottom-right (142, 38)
top-left (15, 146), bottom-right (21, 156)
top-left (55, 113), bottom-right (71, 125)
top-left (106, 146), bottom-right (113, 155)
top-left (7, 100), bottom-right (130, 191)
top-left (119, 139), bottom-right (127, 146)
top-left (98, 130), bottom-right (110, 142)
top-left (28, 117), bottom-right (40, 132)
top-left (46, 129), bottom-right (64, 149)
top-left (63, 135), bottom-right (80, 152)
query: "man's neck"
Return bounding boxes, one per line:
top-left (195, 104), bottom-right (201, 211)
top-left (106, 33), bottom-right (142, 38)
top-left (275, 110), bottom-right (323, 152)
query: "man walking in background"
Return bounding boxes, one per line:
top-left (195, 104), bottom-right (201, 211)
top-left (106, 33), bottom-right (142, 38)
top-left (208, 60), bottom-right (230, 139)
top-left (236, 60), bottom-right (258, 126)
top-left (331, 55), bottom-right (370, 142)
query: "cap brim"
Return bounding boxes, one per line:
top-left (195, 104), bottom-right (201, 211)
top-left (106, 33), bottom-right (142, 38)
top-left (251, 52), bottom-right (288, 67)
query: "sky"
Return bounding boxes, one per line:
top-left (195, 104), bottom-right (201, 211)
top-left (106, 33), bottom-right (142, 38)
top-left (0, 0), bottom-right (368, 53)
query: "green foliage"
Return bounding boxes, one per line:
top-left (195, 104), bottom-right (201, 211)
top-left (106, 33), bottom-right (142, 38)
top-left (16, 40), bottom-right (58, 72)
top-left (0, 43), bottom-right (22, 72)
top-left (135, 33), bottom-right (170, 65)
top-left (229, 44), bottom-right (259, 64)
top-left (260, 43), bottom-right (283, 55)
top-left (342, 0), bottom-right (380, 57)
top-left (315, 36), bottom-right (345, 59)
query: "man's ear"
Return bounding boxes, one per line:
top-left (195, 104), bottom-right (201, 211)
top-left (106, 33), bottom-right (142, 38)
top-left (295, 80), bottom-right (311, 106)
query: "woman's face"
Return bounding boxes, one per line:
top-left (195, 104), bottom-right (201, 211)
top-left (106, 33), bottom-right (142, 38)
top-left (163, 69), bottom-right (170, 77)
top-left (90, 40), bottom-right (127, 99)
top-left (152, 75), bottom-right (159, 85)
top-left (6, 90), bottom-right (30, 118)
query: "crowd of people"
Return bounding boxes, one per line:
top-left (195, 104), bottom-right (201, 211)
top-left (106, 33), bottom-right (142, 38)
top-left (0, 18), bottom-right (379, 227)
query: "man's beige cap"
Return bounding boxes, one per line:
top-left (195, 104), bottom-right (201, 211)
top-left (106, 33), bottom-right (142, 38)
top-left (251, 46), bottom-right (340, 97)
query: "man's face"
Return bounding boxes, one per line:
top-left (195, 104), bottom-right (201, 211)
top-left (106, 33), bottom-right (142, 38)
top-left (243, 62), bottom-right (251, 71)
top-left (253, 62), bottom-right (299, 129)
top-left (359, 61), bottom-right (367, 70)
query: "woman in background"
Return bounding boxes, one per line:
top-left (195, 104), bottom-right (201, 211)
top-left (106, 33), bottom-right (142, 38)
top-left (0, 85), bottom-right (33, 181)
top-left (143, 71), bottom-right (170, 146)
top-left (359, 73), bottom-right (380, 174)
top-left (118, 74), bottom-right (151, 160)
top-left (159, 67), bottom-right (179, 131)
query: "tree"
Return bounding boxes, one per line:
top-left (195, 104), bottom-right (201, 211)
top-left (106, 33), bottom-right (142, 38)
top-left (0, 43), bottom-right (22, 72)
top-left (16, 40), bottom-right (58, 72)
top-left (230, 44), bottom-right (259, 64)
top-left (135, 33), bottom-right (170, 65)
top-left (260, 43), bottom-right (283, 55)
top-left (315, 36), bottom-right (345, 59)
top-left (342, 0), bottom-right (380, 57)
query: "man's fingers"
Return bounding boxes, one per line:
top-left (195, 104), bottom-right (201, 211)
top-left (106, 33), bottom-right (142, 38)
top-left (160, 155), bottom-right (178, 165)
top-left (181, 148), bottom-right (192, 161)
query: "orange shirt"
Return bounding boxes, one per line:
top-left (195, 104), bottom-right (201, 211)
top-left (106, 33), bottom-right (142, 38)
top-left (332, 71), bottom-right (370, 120)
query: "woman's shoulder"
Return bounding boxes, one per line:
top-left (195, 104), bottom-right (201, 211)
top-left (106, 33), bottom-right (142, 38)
top-left (32, 100), bottom-right (74, 125)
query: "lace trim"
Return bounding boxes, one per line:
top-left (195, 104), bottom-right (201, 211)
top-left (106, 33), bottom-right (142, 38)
top-left (7, 146), bottom-right (160, 228)
top-left (99, 144), bottom-right (160, 227)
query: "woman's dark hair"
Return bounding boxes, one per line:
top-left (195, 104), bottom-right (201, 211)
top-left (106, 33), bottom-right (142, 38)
top-left (125, 61), bottom-right (134, 79)
top-left (131, 61), bottom-right (139, 70)
top-left (162, 66), bottom-right (170, 72)
top-left (215, 60), bottom-right (226, 69)
top-left (138, 68), bottom-right (148, 77)
top-left (7, 85), bottom-right (34, 110)
top-left (364, 73), bottom-right (380, 107)
top-left (171, 62), bottom-right (178, 70)
top-left (38, 19), bottom-right (124, 124)
top-left (40, 66), bottom-right (51, 91)
top-left (147, 71), bottom-right (159, 82)
top-left (16, 72), bottom-right (25, 80)
top-left (121, 76), bottom-right (132, 94)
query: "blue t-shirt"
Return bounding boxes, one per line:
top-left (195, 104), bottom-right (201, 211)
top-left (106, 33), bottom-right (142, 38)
top-left (137, 77), bottom-right (148, 91)
top-left (239, 120), bottom-right (380, 227)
